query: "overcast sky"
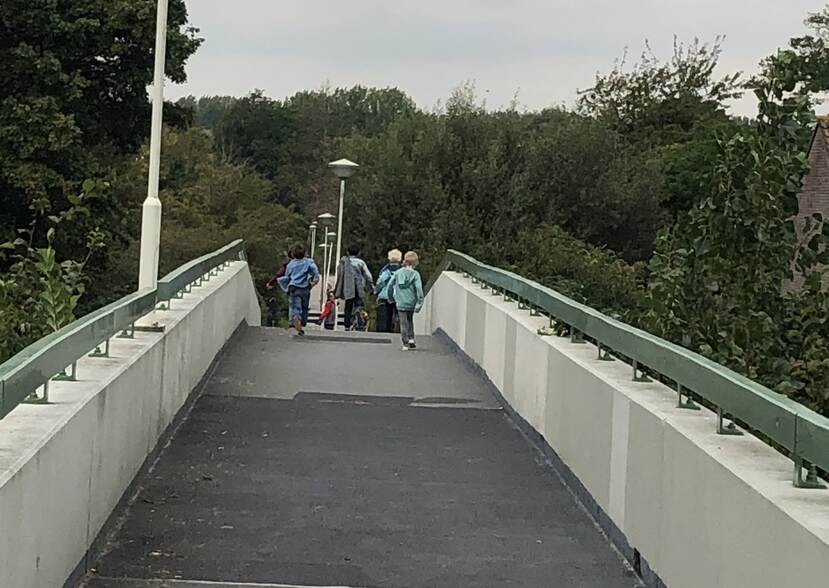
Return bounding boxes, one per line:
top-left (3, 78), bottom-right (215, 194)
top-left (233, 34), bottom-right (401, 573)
top-left (169, 0), bottom-right (826, 115)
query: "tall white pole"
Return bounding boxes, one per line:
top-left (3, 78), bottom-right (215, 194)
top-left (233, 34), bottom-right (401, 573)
top-left (320, 232), bottom-right (329, 308)
top-left (334, 181), bottom-right (345, 279)
top-left (326, 240), bottom-right (335, 300)
top-left (333, 179), bottom-right (346, 330)
top-left (138, 0), bottom-right (169, 290)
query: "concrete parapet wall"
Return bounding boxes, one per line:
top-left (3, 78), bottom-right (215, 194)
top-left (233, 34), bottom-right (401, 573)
top-left (0, 262), bottom-right (260, 588)
top-left (416, 271), bottom-right (829, 588)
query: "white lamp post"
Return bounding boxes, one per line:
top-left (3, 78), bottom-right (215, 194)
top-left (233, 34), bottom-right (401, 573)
top-left (318, 241), bottom-right (330, 308)
top-left (309, 222), bottom-right (318, 261)
top-left (318, 224), bottom-right (333, 307)
top-left (325, 231), bottom-right (336, 293)
top-left (138, 0), bottom-right (169, 291)
top-left (328, 159), bottom-right (359, 330)
top-left (328, 159), bottom-right (360, 329)
top-left (317, 212), bottom-right (335, 300)
top-left (320, 230), bottom-right (331, 306)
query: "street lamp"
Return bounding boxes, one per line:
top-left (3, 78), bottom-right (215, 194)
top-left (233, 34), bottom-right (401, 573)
top-left (138, 0), bottom-right (170, 290)
top-left (328, 159), bottom-right (359, 330)
top-left (318, 242), bottom-right (331, 304)
top-left (328, 159), bottom-right (360, 329)
top-left (317, 213), bottom-right (335, 306)
top-left (309, 222), bottom-right (318, 261)
top-left (325, 231), bottom-right (336, 294)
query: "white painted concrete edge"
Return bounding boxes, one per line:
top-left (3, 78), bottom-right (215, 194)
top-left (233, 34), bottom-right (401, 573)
top-left (0, 261), bottom-right (260, 588)
top-left (417, 271), bottom-right (829, 588)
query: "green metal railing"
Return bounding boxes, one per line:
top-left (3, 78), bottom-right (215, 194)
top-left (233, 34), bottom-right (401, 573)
top-left (157, 239), bottom-right (246, 308)
top-left (429, 250), bottom-right (829, 489)
top-left (0, 240), bottom-right (247, 419)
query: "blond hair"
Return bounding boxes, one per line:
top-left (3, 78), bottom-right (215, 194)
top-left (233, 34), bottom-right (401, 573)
top-left (388, 249), bottom-right (402, 263)
top-left (404, 251), bottom-right (419, 266)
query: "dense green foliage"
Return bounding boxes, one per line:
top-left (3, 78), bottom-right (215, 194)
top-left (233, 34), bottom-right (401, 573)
top-left (0, 180), bottom-right (107, 361)
top-left (0, 1), bottom-right (306, 362)
top-left (0, 0), bottom-right (201, 239)
top-left (0, 0), bottom-right (202, 355)
top-left (104, 128), bottom-right (306, 299)
top-left (643, 17), bottom-right (829, 413)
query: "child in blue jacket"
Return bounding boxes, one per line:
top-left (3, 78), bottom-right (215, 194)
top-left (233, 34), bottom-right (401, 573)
top-left (277, 243), bottom-right (320, 335)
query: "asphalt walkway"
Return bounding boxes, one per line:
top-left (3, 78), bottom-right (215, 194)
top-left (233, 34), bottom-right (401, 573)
top-left (83, 327), bottom-right (639, 588)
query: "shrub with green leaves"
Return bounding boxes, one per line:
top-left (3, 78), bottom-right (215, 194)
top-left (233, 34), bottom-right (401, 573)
top-left (0, 181), bottom-right (108, 363)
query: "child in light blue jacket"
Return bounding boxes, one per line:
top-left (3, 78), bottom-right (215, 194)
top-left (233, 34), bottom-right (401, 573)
top-left (277, 243), bottom-right (320, 335)
top-left (389, 251), bottom-right (424, 350)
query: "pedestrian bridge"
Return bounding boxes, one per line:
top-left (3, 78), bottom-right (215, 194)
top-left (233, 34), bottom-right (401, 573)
top-left (1, 241), bottom-right (828, 588)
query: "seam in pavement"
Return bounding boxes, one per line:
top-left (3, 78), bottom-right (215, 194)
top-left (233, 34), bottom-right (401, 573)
top-left (89, 578), bottom-right (367, 588)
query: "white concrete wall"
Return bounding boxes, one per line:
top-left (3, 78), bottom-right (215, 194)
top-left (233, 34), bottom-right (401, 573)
top-left (0, 261), bottom-right (260, 588)
top-left (417, 271), bottom-right (829, 588)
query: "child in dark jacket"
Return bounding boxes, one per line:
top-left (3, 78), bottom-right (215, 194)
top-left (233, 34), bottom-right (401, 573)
top-left (374, 248), bottom-right (403, 332)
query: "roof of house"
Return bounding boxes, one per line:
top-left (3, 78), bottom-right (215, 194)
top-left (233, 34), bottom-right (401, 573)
top-left (808, 115), bottom-right (829, 153)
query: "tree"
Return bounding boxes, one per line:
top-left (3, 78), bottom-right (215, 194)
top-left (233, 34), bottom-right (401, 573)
top-left (578, 37), bottom-right (742, 143)
top-left (177, 95), bottom-right (238, 129)
top-left (103, 127), bottom-right (306, 309)
top-left (784, 7), bottom-right (829, 95)
top-left (0, 0), bottom-right (202, 255)
top-left (214, 87), bottom-right (417, 211)
top-left (644, 26), bottom-right (829, 413)
top-left (578, 38), bottom-right (746, 221)
top-left (0, 180), bottom-right (107, 363)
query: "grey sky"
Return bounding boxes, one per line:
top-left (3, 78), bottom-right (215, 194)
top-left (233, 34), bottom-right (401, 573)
top-left (169, 0), bottom-right (826, 115)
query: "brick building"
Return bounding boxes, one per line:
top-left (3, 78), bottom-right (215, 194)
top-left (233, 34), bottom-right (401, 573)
top-left (789, 115), bottom-right (829, 291)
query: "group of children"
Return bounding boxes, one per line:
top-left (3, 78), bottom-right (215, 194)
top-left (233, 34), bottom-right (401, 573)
top-left (373, 249), bottom-right (424, 350)
top-left (270, 244), bottom-right (424, 350)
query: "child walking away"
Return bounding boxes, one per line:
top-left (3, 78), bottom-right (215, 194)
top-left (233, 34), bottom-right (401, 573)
top-left (374, 249), bottom-right (403, 333)
top-left (277, 243), bottom-right (320, 336)
top-left (389, 251), bottom-right (424, 351)
top-left (318, 289), bottom-right (336, 331)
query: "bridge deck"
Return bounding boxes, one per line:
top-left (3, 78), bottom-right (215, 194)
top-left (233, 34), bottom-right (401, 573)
top-left (84, 327), bottom-right (638, 588)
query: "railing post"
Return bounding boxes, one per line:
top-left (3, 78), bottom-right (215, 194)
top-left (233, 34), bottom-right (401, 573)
top-left (632, 360), bottom-right (650, 382)
top-left (676, 384), bottom-right (700, 410)
top-left (89, 337), bottom-right (111, 358)
top-left (716, 408), bottom-right (743, 436)
top-left (570, 328), bottom-right (585, 344)
top-left (793, 457), bottom-right (826, 489)
top-left (118, 321), bottom-right (136, 339)
top-left (54, 361), bottom-right (78, 382)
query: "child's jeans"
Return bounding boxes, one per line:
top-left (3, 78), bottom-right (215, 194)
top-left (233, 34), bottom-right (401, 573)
top-left (288, 286), bottom-right (311, 326)
top-left (399, 310), bottom-right (415, 345)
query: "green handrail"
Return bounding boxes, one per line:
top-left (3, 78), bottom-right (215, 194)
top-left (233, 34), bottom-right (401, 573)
top-left (0, 289), bottom-right (156, 418)
top-left (431, 250), bottom-right (828, 488)
top-left (157, 239), bottom-right (247, 306)
top-left (0, 240), bottom-right (246, 419)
